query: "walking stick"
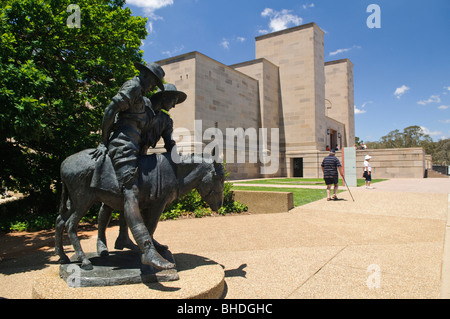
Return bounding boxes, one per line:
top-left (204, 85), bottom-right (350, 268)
top-left (342, 174), bottom-right (355, 202)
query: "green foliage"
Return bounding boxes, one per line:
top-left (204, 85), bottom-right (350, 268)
top-left (364, 125), bottom-right (450, 165)
top-left (0, 1), bottom-right (148, 214)
top-left (430, 139), bottom-right (450, 166)
top-left (160, 189), bottom-right (206, 220)
top-left (0, 195), bottom-right (59, 231)
top-left (366, 125), bottom-right (433, 149)
top-left (217, 175), bottom-right (248, 215)
top-left (161, 163), bottom-right (248, 220)
top-left (354, 136), bottom-right (362, 148)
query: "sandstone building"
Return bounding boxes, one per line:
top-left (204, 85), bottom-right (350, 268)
top-left (156, 22), bottom-right (355, 179)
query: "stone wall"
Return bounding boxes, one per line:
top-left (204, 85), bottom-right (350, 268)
top-left (286, 148), bottom-right (427, 179)
top-left (233, 190), bottom-right (294, 214)
top-left (325, 59), bottom-right (355, 147)
top-left (255, 23), bottom-right (326, 153)
top-left (157, 52), bottom-right (264, 179)
top-left (356, 148), bottom-right (426, 179)
top-left (231, 58), bottom-right (285, 178)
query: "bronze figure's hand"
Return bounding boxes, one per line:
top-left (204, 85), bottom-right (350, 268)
top-left (90, 143), bottom-right (107, 161)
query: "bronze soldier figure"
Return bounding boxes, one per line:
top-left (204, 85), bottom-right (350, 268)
top-left (91, 62), bottom-right (174, 270)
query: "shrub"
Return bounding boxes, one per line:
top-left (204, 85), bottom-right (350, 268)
top-left (161, 163), bottom-right (247, 220)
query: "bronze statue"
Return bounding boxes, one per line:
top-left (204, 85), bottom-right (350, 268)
top-left (89, 61), bottom-right (172, 270)
top-left (55, 62), bottom-right (224, 274)
top-left (96, 83), bottom-right (188, 259)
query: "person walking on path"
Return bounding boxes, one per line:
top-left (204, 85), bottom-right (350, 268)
top-left (321, 150), bottom-right (345, 201)
top-left (364, 155), bottom-right (373, 189)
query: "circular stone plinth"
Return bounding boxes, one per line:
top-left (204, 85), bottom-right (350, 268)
top-left (32, 253), bottom-right (225, 299)
top-left (59, 251), bottom-right (179, 287)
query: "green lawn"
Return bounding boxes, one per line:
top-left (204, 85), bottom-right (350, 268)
top-left (232, 178), bottom-right (388, 207)
top-left (232, 185), bottom-right (342, 207)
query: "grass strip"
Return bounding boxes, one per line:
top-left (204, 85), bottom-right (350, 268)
top-left (236, 178), bottom-right (387, 187)
top-left (232, 186), bottom-right (344, 207)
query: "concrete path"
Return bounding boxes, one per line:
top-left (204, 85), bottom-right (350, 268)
top-left (0, 178), bottom-right (449, 298)
top-left (357, 177), bottom-right (450, 193)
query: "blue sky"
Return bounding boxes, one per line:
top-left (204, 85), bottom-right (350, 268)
top-left (125, 0), bottom-right (450, 142)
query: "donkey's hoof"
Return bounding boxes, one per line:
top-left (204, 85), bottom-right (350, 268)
top-left (97, 241), bottom-right (109, 257)
top-left (98, 249), bottom-right (109, 257)
top-left (80, 259), bottom-right (93, 270)
top-left (58, 255), bottom-right (71, 264)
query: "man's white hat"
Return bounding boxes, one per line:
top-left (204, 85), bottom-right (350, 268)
top-left (365, 155), bottom-right (372, 160)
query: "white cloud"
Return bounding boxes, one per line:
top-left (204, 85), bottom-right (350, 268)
top-left (127, 0), bottom-right (174, 12)
top-left (354, 106), bottom-right (366, 114)
top-left (260, 8), bottom-right (303, 33)
top-left (261, 8), bottom-right (274, 17)
top-left (127, 0), bottom-right (173, 31)
top-left (302, 3), bottom-right (315, 9)
top-left (330, 48), bottom-right (350, 56)
top-left (220, 36), bottom-right (246, 50)
top-left (220, 38), bottom-right (230, 49)
top-left (161, 45), bottom-right (184, 57)
top-left (417, 95), bottom-right (441, 105)
top-left (445, 86), bottom-right (450, 91)
top-left (439, 119), bottom-right (450, 124)
top-left (354, 101), bottom-right (372, 115)
top-left (393, 85), bottom-right (410, 99)
top-left (329, 45), bottom-right (361, 57)
top-left (439, 105), bottom-right (449, 110)
top-left (420, 126), bottom-right (443, 137)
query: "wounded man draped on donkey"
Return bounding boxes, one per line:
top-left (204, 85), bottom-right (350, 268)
top-left (90, 62), bottom-right (184, 270)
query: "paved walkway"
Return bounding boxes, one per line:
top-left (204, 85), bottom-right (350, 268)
top-left (0, 178), bottom-right (449, 298)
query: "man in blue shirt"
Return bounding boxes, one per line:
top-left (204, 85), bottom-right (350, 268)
top-left (321, 150), bottom-right (345, 201)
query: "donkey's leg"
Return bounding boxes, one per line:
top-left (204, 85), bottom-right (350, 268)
top-left (55, 183), bottom-right (71, 264)
top-left (143, 204), bottom-right (164, 238)
top-left (55, 214), bottom-right (70, 264)
top-left (97, 203), bottom-right (112, 257)
top-left (66, 200), bottom-right (94, 270)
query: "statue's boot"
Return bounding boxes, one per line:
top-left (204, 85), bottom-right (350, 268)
top-left (131, 224), bottom-right (175, 270)
top-left (123, 183), bottom-right (174, 270)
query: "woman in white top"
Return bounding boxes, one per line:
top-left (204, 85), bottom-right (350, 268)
top-left (364, 155), bottom-right (373, 188)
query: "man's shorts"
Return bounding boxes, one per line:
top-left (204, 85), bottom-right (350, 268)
top-left (324, 176), bottom-right (339, 185)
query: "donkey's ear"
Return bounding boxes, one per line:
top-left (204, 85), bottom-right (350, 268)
top-left (214, 153), bottom-right (224, 164)
top-left (213, 161), bottom-right (224, 176)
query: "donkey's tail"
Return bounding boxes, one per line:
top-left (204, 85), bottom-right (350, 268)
top-left (58, 180), bottom-right (69, 218)
top-left (55, 179), bottom-right (70, 262)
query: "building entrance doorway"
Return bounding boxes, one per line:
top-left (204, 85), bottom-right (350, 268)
top-left (329, 129), bottom-right (337, 150)
top-left (293, 158), bottom-right (303, 177)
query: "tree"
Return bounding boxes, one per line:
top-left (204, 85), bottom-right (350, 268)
top-left (367, 126), bottom-right (433, 150)
top-left (432, 139), bottom-right (450, 166)
top-left (0, 0), bottom-right (148, 212)
top-left (354, 136), bottom-right (362, 148)
top-left (365, 126), bottom-right (449, 166)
